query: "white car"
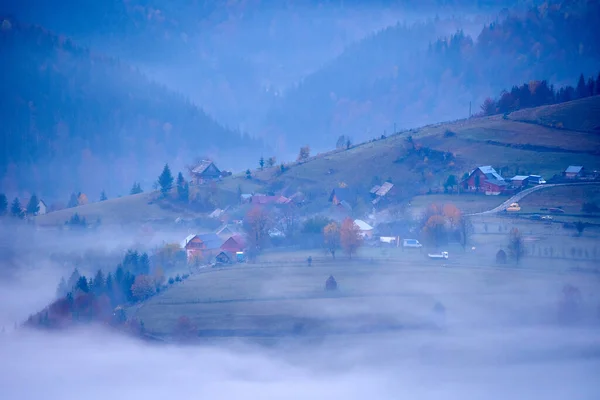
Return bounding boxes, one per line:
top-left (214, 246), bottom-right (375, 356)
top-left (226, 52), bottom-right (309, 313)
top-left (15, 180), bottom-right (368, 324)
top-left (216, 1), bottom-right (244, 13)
top-left (403, 239), bottom-right (423, 248)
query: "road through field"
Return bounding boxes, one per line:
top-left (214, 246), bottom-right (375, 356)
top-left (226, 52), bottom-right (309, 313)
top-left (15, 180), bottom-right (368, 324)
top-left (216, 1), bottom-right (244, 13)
top-left (469, 182), bottom-right (598, 216)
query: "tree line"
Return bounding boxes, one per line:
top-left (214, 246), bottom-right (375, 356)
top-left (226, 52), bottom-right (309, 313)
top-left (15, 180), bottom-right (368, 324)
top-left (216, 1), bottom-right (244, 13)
top-left (480, 72), bottom-right (600, 116)
top-left (25, 249), bottom-right (191, 332)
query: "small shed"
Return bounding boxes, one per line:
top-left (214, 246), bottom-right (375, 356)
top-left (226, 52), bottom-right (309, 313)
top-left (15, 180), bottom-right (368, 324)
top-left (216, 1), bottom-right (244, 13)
top-left (215, 251), bottom-right (234, 265)
top-left (563, 166), bottom-right (584, 179)
top-left (510, 175), bottom-right (530, 187)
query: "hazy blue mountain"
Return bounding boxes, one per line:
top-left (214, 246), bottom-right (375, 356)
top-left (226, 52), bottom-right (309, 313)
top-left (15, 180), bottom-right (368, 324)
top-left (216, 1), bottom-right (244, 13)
top-left (0, 17), bottom-right (264, 200)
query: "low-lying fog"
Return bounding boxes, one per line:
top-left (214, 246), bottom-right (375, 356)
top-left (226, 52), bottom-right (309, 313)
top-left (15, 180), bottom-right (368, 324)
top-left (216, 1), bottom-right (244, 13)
top-left (1, 225), bottom-right (599, 399)
top-left (1, 324), bottom-right (599, 399)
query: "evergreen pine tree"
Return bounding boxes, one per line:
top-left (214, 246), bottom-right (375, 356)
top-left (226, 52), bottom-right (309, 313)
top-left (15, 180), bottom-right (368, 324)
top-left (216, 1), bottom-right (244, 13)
top-left (596, 72), bottom-right (600, 95)
top-left (587, 77), bottom-right (595, 97)
top-left (259, 156), bottom-right (265, 170)
top-left (56, 277), bottom-right (68, 298)
top-left (75, 276), bottom-right (90, 293)
top-left (245, 169), bottom-right (252, 179)
top-left (100, 190), bottom-right (107, 201)
top-left (158, 164), bottom-right (174, 196)
top-left (576, 73), bottom-right (587, 98)
top-left (92, 270), bottom-right (105, 295)
top-left (176, 172), bottom-right (188, 201)
top-left (10, 198), bottom-right (23, 218)
top-left (67, 268), bottom-right (81, 291)
top-left (0, 194), bottom-right (7, 216)
top-left (130, 182), bottom-right (143, 195)
top-left (105, 272), bottom-right (114, 303)
top-left (26, 194), bottom-right (39, 215)
top-left (67, 193), bottom-right (78, 208)
top-left (139, 253), bottom-right (150, 275)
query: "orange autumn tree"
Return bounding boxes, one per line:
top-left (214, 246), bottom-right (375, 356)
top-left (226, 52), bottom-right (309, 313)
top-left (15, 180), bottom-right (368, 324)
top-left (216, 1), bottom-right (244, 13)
top-left (340, 218), bottom-right (362, 258)
top-left (421, 203), bottom-right (463, 248)
top-left (323, 222), bottom-right (340, 259)
top-left (243, 206), bottom-right (272, 258)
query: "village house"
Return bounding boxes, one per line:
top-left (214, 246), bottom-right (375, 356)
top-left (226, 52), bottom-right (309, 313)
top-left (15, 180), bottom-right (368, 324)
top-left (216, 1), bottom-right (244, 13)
top-left (462, 166), bottom-right (508, 195)
top-left (181, 233), bottom-right (223, 262)
top-left (510, 175), bottom-right (530, 188)
top-left (251, 194), bottom-right (290, 205)
top-left (190, 160), bottom-right (221, 185)
top-left (328, 187), bottom-right (355, 212)
top-left (216, 223), bottom-right (243, 238)
top-left (369, 182), bottom-right (395, 205)
top-left (563, 166), bottom-right (585, 179)
top-left (354, 219), bottom-right (374, 239)
top-left (220, 234), bottom-right (246, 253)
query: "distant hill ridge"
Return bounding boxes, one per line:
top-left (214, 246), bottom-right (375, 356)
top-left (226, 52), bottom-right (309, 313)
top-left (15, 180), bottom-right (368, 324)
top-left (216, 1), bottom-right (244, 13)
top-left (0, 17), bottom-right (265, 200)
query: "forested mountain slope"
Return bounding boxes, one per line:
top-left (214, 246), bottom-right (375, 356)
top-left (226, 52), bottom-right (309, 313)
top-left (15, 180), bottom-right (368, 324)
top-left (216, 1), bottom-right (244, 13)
top-left (4, 0), bottom-right (538, 137)
top-left (0, 18), bottom-right (263, 200)
top-left (262, 0), bottom-right (600, 154)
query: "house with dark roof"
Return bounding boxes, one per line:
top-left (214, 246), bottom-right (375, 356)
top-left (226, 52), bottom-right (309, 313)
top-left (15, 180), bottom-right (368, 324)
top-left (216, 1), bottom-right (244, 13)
top-left (462, 166), bottom-right (507, 194)
top-left (190, 160), bottom-right (221, 185)
top-left (329, 187), bottom-right (356, 206)
top-left (563, 166), bottom-right (585, 179)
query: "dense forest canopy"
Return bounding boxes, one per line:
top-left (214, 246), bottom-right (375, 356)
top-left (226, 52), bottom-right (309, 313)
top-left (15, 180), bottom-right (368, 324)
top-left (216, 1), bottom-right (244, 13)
top-left (0, 18), bottom-right (264, 200)
top-left (262, 0), bottom-right (600, 153)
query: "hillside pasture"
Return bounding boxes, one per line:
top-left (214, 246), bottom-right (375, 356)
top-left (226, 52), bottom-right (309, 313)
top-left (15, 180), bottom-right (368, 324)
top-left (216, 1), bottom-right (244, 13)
top-left (133, 253), bottom-right (600, 339)
top-left (516, 184), bottom-right (600, 214)
top-left (507, 95), bottom-right (600, 133)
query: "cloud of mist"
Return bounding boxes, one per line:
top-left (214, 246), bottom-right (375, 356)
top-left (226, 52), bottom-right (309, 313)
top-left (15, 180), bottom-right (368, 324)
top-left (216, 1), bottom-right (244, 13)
top-left (1, 323), bottom-right (599, 400)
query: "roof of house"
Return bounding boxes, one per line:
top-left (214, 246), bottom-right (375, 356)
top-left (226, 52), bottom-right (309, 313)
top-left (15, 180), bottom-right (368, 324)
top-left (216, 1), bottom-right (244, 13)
top-left (209, 208), bottom-right (224, 218)
top-left (565, 165), bottom-right (583, 173)
top-left (511, 175), bottom-right (529, 181)
top-left (485, 179), bottom-right (509, 187)
top-left (197, 233), bottom-right (223, 249)
top-left (354, 219), bottom-right (374, 231)
top-left (476, 165), bottom-right (504, 181)
top-left (339, 200), bottom-right (353, 211)
top-left (181, 233), bottom-right (223, 249)
top-left (251, 195), bottom-right (290, 205)
top-left (370, 185), bottom-right (381, 194)
top-left (191, 160), bottom-right (218, 175)
top-left (375, 182), bottom-right (394, 197)
top-left (180, 234), bottom-right (196, 248)
top-left (330, 187), bottom-right (353, 202)
top-left (216, 223), bottom-right (242, 236)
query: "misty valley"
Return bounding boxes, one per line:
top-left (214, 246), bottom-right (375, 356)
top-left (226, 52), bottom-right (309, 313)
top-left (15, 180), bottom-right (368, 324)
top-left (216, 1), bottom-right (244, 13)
top-left (1, 1), bottom-right (600, 399)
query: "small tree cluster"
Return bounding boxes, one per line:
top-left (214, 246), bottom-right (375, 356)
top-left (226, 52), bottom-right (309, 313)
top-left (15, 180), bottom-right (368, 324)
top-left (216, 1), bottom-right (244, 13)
top-left (297, 145), bottom-right (310, 162)
top-left (130, 182), bottom-right (143, 195)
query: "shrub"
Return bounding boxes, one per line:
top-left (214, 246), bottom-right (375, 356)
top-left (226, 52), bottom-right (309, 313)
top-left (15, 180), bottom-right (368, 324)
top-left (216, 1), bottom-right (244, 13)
top-left (444, 129), bottom-right (456, 138)
top-left (496, 249), bottom-right (507, 264)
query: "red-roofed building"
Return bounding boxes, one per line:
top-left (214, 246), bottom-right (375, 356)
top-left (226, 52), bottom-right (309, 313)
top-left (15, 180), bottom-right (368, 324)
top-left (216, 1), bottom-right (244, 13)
top-left (220, 234), bottom-right (247, 253)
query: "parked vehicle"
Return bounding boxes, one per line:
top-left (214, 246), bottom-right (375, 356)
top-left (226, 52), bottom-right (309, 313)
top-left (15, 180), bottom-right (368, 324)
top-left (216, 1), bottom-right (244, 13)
top-left (529, 175), bottom-right (546, 184)
top-left (530, 214), bottom-right (542, 220)
top-left (506, 202), bottom-right (521, 212)
top-left (549, 208), bottom-right (565, 214)
top-left (541, 215), bottom-right (554, 220)
top-left (428, 251), bottom-right (449, 259)
top-left (403, 239), bottom-right (423, 248)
